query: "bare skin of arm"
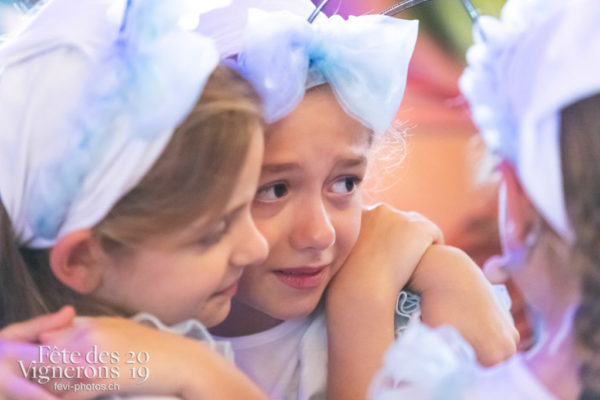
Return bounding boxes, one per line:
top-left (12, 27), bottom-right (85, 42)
top-left (326, 205), bottom-right (518, 400)
top-left (38, 316), bottom-right (267, 400)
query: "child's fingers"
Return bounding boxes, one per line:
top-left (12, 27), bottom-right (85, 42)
top-left (40, 306), bottom-right (76, 332)
top-left (0, 364), bottom-right (60, 400)
top-left (0, 306), bottom-right (76, 343)
top-left (0, 341), bottom-right (42, 363)
top-left (38, 327), bottom-right (70, 347)
top-left (38, 317), bottom-right (94, 347)
top-left (401, 211), bottom-right (445, 244)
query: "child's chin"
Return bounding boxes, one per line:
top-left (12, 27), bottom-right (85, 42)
top-left (269, 295), bottom-right (323, 321)
top-left (197, 302), bottom-right (232, 328)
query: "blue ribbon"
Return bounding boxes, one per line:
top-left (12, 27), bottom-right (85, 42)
top-left (238, 9), bottom-right (418, 133)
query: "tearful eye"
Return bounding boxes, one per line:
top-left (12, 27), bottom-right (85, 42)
top-left (331, 177), bottom-right (360, 194)
top-left (256, 182), bottom-right (289, 202)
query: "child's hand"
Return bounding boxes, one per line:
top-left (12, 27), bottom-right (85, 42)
top-left (413, 245), bottom-right (519, 367)
top-left (328, 203), bottom-right (443, 301)
top-left (40, 316), bottom-right (266, 400)
top-left (0, 306), bottom-right (75, 343)
top-left (0, 341), bottom-right (60, 400)
top-left (0, 307), bottom-right (74, 400)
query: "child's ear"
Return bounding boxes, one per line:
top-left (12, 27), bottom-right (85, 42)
top-left (49, 229), bottom-right (104, 294)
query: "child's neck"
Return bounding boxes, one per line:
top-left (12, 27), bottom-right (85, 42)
top-left (210, 298), bottom-right (285, 337)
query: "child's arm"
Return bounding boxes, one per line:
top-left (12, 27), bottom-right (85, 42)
top-left (409, 246), bottom-right (518, 367)
top-left (325, 205), bottom-right (518, 400)
top-left (39, 317), bottom-right (267, 400)
top-left (0, 307), bottom-right (74, 400)
top-left (325, 204), bottom-right (440, 400)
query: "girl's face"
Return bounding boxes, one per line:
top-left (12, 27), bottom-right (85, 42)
top-left (235, 86), bottom-right (370, 321)
top-left (95, 127), bottom-right (268, 327)
top-left (489, 164), bottom-right (572, 311)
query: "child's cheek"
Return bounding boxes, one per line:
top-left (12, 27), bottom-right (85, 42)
top-left (336, 207), bottom-right (363, 261)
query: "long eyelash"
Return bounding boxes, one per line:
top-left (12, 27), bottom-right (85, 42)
top-left (257, 181), bottom-right (288, 196)
top-left (349, 177), bottom-right (363, 191)
top-left (332, 176), bottom-right (363, 194)
top-left (344, 176), bottom-right (363, 187)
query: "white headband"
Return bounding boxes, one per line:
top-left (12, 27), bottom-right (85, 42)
top-left (196, 0), bottom-right (318, 59)
top-left (460, 0), bottom-right (600, 242)
top-left (0, 0), bottom-right (224, 247)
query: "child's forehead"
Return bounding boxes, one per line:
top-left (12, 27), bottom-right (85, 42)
top-left (286, 85), bottom-right (370, 136)
top-left (262, 84), bottom-right (373, 163)
top-left (265, 107), bottom-right (370, 149)
top-left (264, 120), bottom-right (370, 169)
top-left (304, 83), bottom-right (337, 104)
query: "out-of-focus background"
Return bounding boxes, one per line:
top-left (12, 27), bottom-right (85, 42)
top-left (0, 0), bottom-right (532, 349)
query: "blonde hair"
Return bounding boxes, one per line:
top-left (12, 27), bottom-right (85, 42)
top-left (0, 64), bottom-right (263, 326)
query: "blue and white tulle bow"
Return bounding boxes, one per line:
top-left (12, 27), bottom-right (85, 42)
top-left (238, 9), bottom-right (418, 134)
top-left (0, 0), bottom-right (224, 247)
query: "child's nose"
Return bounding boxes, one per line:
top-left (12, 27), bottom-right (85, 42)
top-left (290, 201), bottom-right (335, 251)
top-left (230, 213), bottom-right (269, 268)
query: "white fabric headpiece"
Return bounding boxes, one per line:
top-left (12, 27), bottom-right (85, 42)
top-left (459, 0), bottom-right (600, 242)
top-left (196, 0), bottom-right (319, 58)
top-left (0, 0), bottom-right (224, 247)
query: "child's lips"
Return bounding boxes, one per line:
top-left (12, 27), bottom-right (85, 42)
top-left (272, 265), bottom-right (328, 290)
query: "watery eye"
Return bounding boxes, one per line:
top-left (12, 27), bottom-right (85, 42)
top-left (256, 183), bottom-right (289, 202)
top-left (331, 177), bottom-right (359, 194)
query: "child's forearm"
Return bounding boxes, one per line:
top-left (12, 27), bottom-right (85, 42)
top-left (324, 206), bottom-right (441, 400)
top-left (37, 317), bottom-right (267, 400)
top-left (180, 342), bottom-right (267, 400)
top-left (325, 244), bottom-right (518, 400)
top-left (325, 242), bottom-right (423, 400)
top-left (326, 286), bottom-right (396, 400)
top-left (407, 244), bottom-right (484, 294)
top-left (407, 245), bottom-right (518, 366)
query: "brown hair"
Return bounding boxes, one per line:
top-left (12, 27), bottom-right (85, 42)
top-left (560, 93), bottom-right (600, 399)
top-left (0, 64), bottom-right (263, 327)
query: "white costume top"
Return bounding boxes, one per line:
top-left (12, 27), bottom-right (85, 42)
top-left (215, 310), bottom-right (328, 400)
top-left (215, 292), bottom-right (421, 400)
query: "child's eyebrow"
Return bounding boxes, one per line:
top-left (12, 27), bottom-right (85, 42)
top-left (334, 156), bottom-right (367, 169)
top-left (261, 162), bottom-right (300, 174)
